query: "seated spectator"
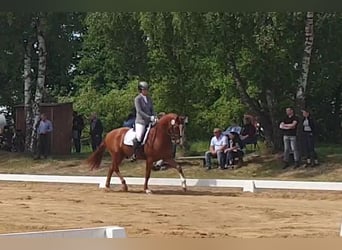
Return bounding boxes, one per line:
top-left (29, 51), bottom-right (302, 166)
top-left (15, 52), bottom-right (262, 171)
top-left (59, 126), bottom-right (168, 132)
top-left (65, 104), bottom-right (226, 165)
top-left (204, 128), bottom-right (228, 170)
top-left (123, 107), bottom-right (136, 128)
top-left (224, 131), bottom-right (244, 169)
top-left (223, 122), bottom-right (242, 135)
top-left (240, 116), bottom-right (257, 147)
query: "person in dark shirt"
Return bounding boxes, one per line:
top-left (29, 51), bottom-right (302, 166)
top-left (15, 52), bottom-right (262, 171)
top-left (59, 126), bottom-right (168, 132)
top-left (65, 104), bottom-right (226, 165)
top-left (72, 111), bottom-right (85, 153)
top-left (279, 107), bottom-right (300, 169)
top-left (122, 107), bottom-right (136, 128)
top-left (240, 116), bottom-right (257, 147)
top-left (89, 112), bottom-right (103, 152)
top-left (301, 108), bottom-right (319, 167)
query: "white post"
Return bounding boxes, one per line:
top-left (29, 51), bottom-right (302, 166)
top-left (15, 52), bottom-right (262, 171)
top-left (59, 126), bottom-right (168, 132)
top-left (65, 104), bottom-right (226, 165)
top-left (105, 226), bottom-right (127, 238)
top-left (243, 180), bottom-right (255, 193)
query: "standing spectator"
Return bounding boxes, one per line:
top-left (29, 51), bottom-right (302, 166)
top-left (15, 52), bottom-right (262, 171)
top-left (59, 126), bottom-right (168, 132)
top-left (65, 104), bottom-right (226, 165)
top-left (72, 111), bottom-right (85, 153)
top-left (301, 108), bottom-right (319, 167)
top-left (89, 112), bottom-right (103, 152)
top-left (279, 107), bottom-right (300, 169)
top-left (35, 113), bottom-right (53, 159)
top-left (204, 128), bottom-right (228, 170)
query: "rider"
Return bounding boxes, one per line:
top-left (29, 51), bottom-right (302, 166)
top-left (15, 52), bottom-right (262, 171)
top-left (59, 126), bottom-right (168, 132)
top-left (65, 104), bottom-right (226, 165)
top-left (131, 81), bottom-right (156, 161)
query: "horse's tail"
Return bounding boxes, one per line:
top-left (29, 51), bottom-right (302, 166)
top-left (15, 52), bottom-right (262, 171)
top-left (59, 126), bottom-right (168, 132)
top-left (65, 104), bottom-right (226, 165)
top-left (87, 141), bottom-right (106, 170)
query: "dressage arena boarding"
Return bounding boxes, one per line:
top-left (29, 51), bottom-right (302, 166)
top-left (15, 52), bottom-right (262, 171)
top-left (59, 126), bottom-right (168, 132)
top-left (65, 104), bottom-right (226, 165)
top-left (0, 174), bottom-right (342, 238)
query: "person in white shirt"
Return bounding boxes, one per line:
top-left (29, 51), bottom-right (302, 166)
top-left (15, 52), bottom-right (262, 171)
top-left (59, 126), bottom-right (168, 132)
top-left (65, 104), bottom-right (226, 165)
top-left (204, 128), bottom-right (228, 170)
top-left (35, 113), bottom-right (53, 159)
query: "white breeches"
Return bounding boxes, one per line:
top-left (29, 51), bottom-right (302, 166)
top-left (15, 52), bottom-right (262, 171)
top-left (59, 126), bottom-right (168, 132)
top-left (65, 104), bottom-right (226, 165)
top-left (135, 123), bottom-right (146, 142)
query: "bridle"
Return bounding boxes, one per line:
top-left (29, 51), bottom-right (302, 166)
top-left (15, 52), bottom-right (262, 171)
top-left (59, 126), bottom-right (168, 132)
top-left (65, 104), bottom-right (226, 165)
top-left (167, 117), bottom-right (185, 145)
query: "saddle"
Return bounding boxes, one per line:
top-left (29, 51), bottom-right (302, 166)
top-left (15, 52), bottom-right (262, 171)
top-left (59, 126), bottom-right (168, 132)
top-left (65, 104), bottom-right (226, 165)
top-left (123, 122), bottom-right (153, 147)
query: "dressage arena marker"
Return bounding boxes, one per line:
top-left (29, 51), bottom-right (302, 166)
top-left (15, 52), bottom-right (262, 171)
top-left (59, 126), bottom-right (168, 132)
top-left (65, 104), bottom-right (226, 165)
top-left (1, 174), bottom-right (342, 193)
top-left (0, 226), bottom-right (126, 238)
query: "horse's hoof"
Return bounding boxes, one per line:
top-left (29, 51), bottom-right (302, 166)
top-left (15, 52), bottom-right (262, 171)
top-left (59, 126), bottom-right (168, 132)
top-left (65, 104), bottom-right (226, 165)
top-left (122, 185), bottom-right (128, 192)
top-left (104, 187), bottom-right (114, 192)
top-left (145, 189), bottom-right (153, 194)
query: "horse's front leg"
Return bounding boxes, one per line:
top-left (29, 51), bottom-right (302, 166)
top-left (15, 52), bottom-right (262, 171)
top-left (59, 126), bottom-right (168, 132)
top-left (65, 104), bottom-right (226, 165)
top-left (144, 159), bottom-right (154, 194)
top-left (177, 165), bottom-right (187, 192)
top-left (165, 159), bottom-right (187, 192)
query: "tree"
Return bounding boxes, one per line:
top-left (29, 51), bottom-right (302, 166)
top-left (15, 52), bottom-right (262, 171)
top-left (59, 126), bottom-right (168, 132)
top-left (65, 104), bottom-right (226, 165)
top-left (74, 12), bottom-right (148, 94)
top-left (30, 13), bottom-right (48, 153)
top-left (296, 12), bottom-right (314, 111)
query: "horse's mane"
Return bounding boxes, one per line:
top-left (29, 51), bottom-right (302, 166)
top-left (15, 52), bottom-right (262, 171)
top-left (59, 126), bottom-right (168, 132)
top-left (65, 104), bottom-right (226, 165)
top-left (157, 113), bottom-right (178, 127)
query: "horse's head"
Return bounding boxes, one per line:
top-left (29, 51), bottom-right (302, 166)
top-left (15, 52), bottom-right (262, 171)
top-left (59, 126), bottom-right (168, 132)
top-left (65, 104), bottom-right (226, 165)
top-left (158, 113), bottom-right (186, 145)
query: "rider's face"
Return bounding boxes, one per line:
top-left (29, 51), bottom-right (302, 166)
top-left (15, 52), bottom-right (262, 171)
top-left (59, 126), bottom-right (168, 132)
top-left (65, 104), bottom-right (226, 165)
top-left (141, 89), bottom-right (148, 96)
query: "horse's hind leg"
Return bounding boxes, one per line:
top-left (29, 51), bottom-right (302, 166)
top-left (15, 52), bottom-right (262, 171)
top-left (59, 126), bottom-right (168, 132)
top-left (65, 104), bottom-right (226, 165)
top-left (105, 154), bottom-right (127, 192)
top-left (112, 155), bottom-right (128, 192)
top-left (105, 167), bottom-right (115, 189)
top-left (113, 167), bottom-right (128, 192)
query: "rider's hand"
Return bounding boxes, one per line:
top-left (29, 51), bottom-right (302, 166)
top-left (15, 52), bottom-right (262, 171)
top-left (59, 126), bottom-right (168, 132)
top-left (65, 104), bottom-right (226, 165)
top-left (150, 116), bottom-right (155, 122)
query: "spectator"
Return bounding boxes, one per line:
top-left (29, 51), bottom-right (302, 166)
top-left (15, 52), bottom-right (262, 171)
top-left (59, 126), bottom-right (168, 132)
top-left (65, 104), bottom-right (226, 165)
top-left (204, 128), bottom-right (228, 170)
top-left (89, 112), bottom-right (103, 152)
top-left (240, 116), bottom-right (257, 147)
top-left (1, 125), bottom-right (13, 151)
top-left (224, 131), bottom-right (244, 169)
top-left (279, 107), bottom-right (300, 169)
top-left (35, 113), bottom-right (53, 159)
top-left (72, 111), bottom-right (85, 153)
top-left (301, 108), bottom-right (319, 167)
top-left (0, 112), bottom-right (6, 133)
top-left (123, 107), bottom-right (136, 128)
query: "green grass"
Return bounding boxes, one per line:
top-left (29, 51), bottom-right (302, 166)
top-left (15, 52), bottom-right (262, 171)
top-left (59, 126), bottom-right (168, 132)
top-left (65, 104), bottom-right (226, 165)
top-left (187, 140), bottom-right (208, 155)
top-left (0, 142), bottom-right (341, 182)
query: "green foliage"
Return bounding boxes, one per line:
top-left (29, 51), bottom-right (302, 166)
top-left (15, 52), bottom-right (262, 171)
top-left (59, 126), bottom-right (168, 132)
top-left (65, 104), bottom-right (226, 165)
top-left (1, 11), bottom-right (341, 146)
top-left (72, 79), bottom-right (138, 133)
top-left (74, 12), bottom-right (148, 94)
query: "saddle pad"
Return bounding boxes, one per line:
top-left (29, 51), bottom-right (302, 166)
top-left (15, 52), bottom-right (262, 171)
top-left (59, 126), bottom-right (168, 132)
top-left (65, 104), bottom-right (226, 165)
top-left (123, 124), bottom-right (152, 146)
top-left (123, 128), bottom-right (136, 146)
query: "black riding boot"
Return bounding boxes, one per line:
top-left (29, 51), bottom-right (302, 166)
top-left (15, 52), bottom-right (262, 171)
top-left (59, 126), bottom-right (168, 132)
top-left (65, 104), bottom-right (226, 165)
top-left (130, 138), bottom-right (141, 162)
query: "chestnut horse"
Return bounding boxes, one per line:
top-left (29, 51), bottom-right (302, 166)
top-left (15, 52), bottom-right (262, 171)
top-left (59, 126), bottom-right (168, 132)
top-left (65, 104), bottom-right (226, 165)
top-left (87, 113), bottom-right (187, 194)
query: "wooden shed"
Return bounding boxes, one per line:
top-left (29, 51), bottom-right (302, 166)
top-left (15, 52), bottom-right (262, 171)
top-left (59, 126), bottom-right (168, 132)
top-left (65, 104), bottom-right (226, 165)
top-left (14, 103), bottom-right (73, 155)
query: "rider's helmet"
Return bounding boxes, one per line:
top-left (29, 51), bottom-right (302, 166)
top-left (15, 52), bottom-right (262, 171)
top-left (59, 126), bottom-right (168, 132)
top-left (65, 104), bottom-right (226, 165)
top-left (138, 81), bottom-right (149, 91)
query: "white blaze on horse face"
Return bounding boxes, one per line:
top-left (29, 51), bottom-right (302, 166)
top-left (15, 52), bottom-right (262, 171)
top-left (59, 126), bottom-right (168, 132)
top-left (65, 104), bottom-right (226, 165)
top-left (171, 119), bottom-right (176, 125)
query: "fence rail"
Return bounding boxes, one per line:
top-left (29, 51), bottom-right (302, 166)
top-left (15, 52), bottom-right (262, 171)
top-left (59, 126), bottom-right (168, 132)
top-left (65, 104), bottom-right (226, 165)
top-left (1, 174), bottom-right (342, 193)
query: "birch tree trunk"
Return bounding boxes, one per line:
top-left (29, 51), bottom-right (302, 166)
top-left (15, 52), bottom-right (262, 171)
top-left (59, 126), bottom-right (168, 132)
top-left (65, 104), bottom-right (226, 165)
top-left (23, 38), bottom-right (33, 152)
top-left (30, 15), bottom-right (47, 153)
top-left (296, 12), bottom-right (314, 110)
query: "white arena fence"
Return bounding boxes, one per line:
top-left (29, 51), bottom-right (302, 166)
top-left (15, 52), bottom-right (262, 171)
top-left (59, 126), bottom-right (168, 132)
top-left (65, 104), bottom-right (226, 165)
top-left (0, 226), bottom-right (127, 238)
top-left (1, 174), bottom-right (342, 193)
